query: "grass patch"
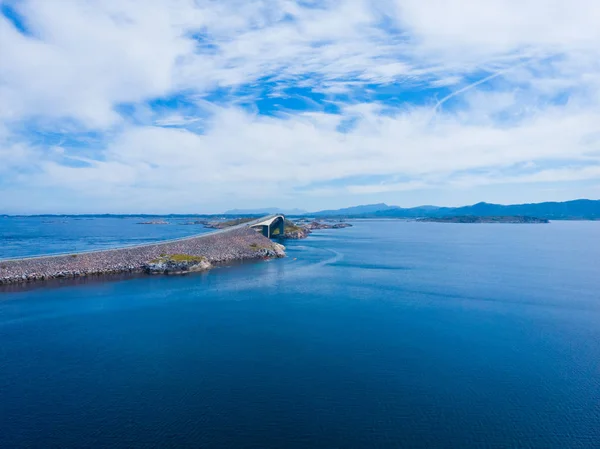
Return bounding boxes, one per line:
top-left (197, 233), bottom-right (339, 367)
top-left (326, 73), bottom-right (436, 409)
top-left (151, 254), bottom-right (207, 264)
top-left (271, 219), bottom-right (303, 236)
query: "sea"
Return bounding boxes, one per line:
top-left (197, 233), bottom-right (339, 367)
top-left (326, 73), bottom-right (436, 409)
top-left (1, 217), bottom-right (599, 448)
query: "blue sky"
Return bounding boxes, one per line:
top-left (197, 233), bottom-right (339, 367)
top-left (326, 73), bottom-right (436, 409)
top-left (1, 0), bottom-right (600, 213)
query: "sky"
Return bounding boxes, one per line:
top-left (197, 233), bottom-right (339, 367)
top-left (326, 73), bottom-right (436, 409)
top-left (1, 0), bottom-right (600, 214)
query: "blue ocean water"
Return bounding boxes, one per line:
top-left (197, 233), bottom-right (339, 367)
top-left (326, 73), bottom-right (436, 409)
top-left (1, 220), bottom-right (599, 448)
top-left (0, 216), bottom-right (211, 258)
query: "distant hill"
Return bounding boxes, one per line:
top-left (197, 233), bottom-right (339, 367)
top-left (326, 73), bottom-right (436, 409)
top-left (374, 200), bottom-right (599, 220)
top-left (223, 207), bottom-right (308, 215)
top-left (417, 216), bottom-right (550, 224)
top-left (302, 199), bottom-right (600, 220)
top-left (367, 199), bottom-right (600, 220)
top-left (312, 203), bottom-right (399, 216)
top-left (6, 200), bottom-right (597, 219)
top-left (222, 199), bottom-right (600, 220)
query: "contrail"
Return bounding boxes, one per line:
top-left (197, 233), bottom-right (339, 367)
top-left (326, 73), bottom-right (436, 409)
top-left (431, 60), bottom-right (528, 115)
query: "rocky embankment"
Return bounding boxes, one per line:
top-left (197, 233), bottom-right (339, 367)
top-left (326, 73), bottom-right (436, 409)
top-left (0, 227), bottom-right (285, 286)
top-left (278, 220), bottom-right (353, 239)
top-left (143, 254), bottom-right (212, 274)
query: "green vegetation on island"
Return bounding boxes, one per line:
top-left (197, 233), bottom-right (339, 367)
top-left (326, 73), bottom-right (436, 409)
top-left (271, 219), bottom-right (304, 237)
top-left (270, 219), bottom-right (353, 239)
top-left (150, 254), bottom-right (208, 264)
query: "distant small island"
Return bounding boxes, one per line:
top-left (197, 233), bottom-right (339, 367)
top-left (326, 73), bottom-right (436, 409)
top-left (275, 220), bottom-right (353, 239)
top-left (204, 217), bottom-right (256, 229)
top-left (416, 216), bottom-right (549, 224)
top-left (178, 220), bottom-right (209, 226)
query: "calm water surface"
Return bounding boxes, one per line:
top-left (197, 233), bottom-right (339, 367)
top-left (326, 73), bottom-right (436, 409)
top-left (0, 216), bottom-right (211, 258)
top-left (1, 220), bottom-right (599, 448)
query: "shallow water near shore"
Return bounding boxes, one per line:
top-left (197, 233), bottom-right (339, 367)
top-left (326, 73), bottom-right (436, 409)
top-left (1, 220), bottom-right (600, 447)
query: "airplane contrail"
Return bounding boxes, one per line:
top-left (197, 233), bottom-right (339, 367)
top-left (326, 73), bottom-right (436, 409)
top-left (431, 60), bottom-right (528, 115)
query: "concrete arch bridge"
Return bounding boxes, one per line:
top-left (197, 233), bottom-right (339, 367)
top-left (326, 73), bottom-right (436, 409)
top-left (247, 215), bottom-right (285, 238)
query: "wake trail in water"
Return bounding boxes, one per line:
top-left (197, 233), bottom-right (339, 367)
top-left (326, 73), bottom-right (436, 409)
top-left (280, 244), bottom-right (344, 280)
top-left (315, 247), bottom-right (344, 267)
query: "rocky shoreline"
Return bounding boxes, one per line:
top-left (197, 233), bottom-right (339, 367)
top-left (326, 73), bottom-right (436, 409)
top-left (0, 227), bottom-right (285, 286)
top-left (278, 220), bottom-right (353, 239)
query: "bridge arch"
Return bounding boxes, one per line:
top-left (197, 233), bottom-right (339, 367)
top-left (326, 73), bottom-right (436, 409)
top-left (248, 215), bottom-right (285, 238)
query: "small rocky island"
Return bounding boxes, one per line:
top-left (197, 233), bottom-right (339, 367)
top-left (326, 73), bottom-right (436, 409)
top-left (178, 220), bottom-right (209, 226)
top-left (271, 219), bottom-right (353, 239)
top-left (416, 216), bottom-right (549, 224)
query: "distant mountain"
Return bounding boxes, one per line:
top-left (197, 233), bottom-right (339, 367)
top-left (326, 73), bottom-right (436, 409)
top-left (223, 207), bottom-right (308, 215)
top-left (311, 203), bottom-right (399, 216)
top-left (300, 199), bottom-right (600, 220)
top-left (372, 199), bottom-right (600, 220)
top-left (224, 199), bottom-right (600, 219)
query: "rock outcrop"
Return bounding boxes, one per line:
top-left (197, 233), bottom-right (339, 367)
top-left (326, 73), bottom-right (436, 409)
top-left (143, 255), bottom-right (212, 274)
top-left (282, 227), bottom-right (311, 239)
top-left (304, 221), bottom-right (352, 230)
top-left (277, 220), bottom-right (352, 239)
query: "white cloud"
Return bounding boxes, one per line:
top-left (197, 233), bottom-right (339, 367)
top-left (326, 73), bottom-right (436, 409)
top-left (23, 94), bottom-right (600, 207)
top-left (392, 0), bottom-right (600, 60)
top-left (1, 0), bottom-right (600, 212)
top-left (0, 0), bottom-right (193, 127)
